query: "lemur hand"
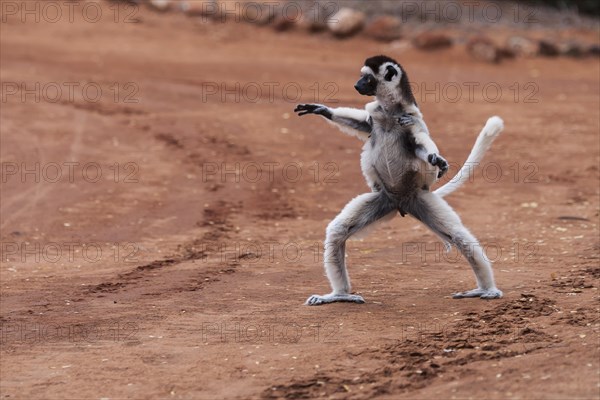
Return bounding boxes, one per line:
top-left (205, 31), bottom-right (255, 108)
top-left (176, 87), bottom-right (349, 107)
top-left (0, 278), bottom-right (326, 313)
top-left (294, 104), bottom-right (331, 117)
top-left (428, 153), bottom-right (449, 178)
top-left (398, 114), bottom-right (414, 127)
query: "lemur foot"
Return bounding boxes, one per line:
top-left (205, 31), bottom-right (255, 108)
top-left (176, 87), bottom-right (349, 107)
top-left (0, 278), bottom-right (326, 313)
top-left (305, 293), bottom-right (365, 306)
top-left (452, 288), bottom-right (503, 299)
top-left (294, 104), bottom-right (331, 117)
top-left (398, 114), bottom-right (414, 127)
top-left (427, 153), bottom-right (449, 178)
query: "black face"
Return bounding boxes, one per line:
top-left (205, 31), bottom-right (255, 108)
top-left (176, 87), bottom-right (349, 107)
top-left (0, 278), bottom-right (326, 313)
top-left (355, 74), bottom-right (377, 96)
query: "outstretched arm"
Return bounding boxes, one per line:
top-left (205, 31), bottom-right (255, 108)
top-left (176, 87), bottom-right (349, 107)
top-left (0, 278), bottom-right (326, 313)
top-left (294, 104), bottom-right (372, 141)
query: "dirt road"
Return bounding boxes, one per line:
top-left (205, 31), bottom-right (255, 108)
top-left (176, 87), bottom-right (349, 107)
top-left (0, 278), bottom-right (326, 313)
top-left (1, 4), bottom-right (599, 399)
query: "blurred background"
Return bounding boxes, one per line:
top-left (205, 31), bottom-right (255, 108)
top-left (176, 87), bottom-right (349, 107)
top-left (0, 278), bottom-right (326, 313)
top-left (1, 1), bottom-right (599, 399)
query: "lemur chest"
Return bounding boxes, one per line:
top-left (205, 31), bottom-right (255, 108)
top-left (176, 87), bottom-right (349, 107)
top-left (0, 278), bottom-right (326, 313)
top-left (370, 112), bottom-right (400, 133)
top-left (368, 119), bottom-right (417, 158)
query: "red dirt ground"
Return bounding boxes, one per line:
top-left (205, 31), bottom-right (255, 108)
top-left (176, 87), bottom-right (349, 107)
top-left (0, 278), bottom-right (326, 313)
top-left (1, 4), bottom-right (599, 399)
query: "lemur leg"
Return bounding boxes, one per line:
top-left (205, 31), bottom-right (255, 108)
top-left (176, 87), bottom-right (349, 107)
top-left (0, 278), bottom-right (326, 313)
top-left (406, 191), bottom-right (503, 299)
top-left (306, 192), bottom-right (396, 306)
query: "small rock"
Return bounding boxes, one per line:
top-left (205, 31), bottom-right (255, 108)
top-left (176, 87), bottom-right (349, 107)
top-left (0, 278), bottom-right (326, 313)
top-left (467, 37), bottom-right (500, 63)
top-left (233, 2), bottom-right (275, 26)
top-left (558, 41), bottom-right (585, 58)
top-left (506, 36), bottom-right (537, 57)
top-left (412, 32), bottom-right (452, 50)
top-left (327, 8), bottom-right (365, 38)
top-left (497, 47), bottom-right (515, 60)
top-left (364, 16), bottom-right (402, 42)
top-left (588, 45), bottom-right (600, 57)
top-left (272, 16), bottom-right (295, 32)
top-left (148, 0), bottom-right (170, 12)
top-left (297, 6), bottom-right (328, 32)
top-left (243, 3), bottom-right (277, 26)
top-left (557, 216), bottom-right (589, 221)
top-left (180, 0), bottom-right (217, 17)
top-left (538, 40), bottom-right (559, 57)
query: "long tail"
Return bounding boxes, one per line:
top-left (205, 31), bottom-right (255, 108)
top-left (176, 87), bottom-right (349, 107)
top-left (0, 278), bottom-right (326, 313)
top-left (434, 116), bottom-right (504, 198)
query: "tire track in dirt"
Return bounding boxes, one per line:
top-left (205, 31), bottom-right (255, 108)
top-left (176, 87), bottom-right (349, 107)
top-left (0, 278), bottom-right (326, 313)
top-left (154, 129), bottom-right (305, 220)
top-left (0, 114), bottom-right (86, 230)
top-left (87, 124), bottom-right (297, 296)
top-left (87, 200), bottom-right (237, 295)
top-left (83, 126), bottom-right (257, 297)
top-left (58, 99), bottom-right (147, 117)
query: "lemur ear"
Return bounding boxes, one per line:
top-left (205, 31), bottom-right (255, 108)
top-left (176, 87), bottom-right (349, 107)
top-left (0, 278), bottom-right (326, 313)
top-left (384, 65), bottom-right (398, 81)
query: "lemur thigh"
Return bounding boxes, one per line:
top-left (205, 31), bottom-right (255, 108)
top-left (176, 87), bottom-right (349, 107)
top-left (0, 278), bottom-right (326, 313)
top-left (406, 191), bottom-right (502, 299)
top-left (324, 192), bottom-right (395, 293)
top-left (306, 192), bottom-right (396, 305)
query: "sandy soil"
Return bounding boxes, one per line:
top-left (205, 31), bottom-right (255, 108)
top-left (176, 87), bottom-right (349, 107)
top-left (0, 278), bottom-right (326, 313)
top-left (1, 4), bottom-right (599, 399)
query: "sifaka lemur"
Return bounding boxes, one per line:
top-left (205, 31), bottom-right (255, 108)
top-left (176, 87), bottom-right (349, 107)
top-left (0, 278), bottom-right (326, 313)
top-left (294, 55), bottom-right (504, 305)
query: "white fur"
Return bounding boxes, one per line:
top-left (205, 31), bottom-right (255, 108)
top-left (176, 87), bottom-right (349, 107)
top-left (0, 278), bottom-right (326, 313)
top-left (434, 116), bottom-right (504, 197)
top-left (334, 107), bottom-right (370, 121)
top-left (360, 66), bottom-right (374, 75)
top-left (324, 193), bottom-right (376, 293)
top-left (323, 119), bottom-right (368, 141)
top-left (320, 106), bottom-right (372, 141)
top-left (351, 210), bottom-right (396, 240)
top-left (364, 100), bottom-right (379, 114)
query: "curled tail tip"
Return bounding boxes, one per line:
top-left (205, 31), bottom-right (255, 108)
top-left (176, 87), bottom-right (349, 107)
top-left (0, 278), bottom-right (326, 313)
top-left (484, 116), bottom-right (504, 137)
